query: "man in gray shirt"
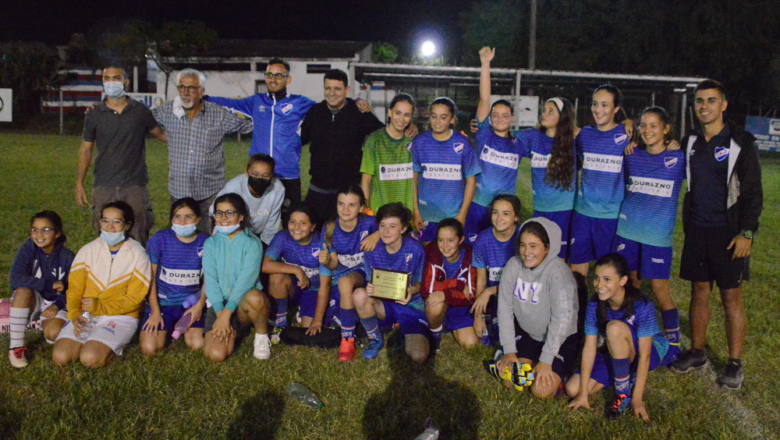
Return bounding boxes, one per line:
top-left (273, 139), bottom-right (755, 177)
top-left (76, 65), bottom-right (165, 245)
top-left (152, 68), bottom-right (254, 233)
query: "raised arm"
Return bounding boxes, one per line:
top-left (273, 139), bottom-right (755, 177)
top-left (476, 47), bottom-right (496, 123)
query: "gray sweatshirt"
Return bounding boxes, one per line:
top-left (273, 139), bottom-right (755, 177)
top-left (497, 217), bottom-right (579, 365)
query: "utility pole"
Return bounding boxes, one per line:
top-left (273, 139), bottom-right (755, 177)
top-left (529, 0), bottom-right (537, 70)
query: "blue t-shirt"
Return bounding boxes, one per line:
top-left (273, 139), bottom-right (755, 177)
top-left (472, 227), bottom-right (519, 287)
top-left (363, 237), bottom-right (426, 311)
top-left (442, 248), bottom-right (466, 279)
top-left (575, 124), bottom-right (629, 219)
top-left (265, 230), bottom-right (332, 290)
top-left (584, 297), bottom-right (669, 360)
top-left (330, 215), bottom-right (378, 283)
top-left (617, 149), bottom-right (686, 247)
top-left (412, 130), bottom-right (482, 222)
top-left (146, 229), bottom-right (208, 307)
top-left (514, 128), bottom-right (577, 213)
top-left (473, 119), bottom-right (525, 207)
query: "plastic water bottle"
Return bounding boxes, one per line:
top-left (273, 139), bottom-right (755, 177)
top-left (77, 311), bottom-right (95, 342)
top-left (182, 294), bottom-right (200, 309)
top-left (285, 382), bottom-right (324, 410)
top-left (171, 313), bottom-right (193, 340)
top-left (414, 419), bottom-right (440, 440)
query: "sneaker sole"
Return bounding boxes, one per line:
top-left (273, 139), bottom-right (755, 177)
top-left (669, 359), bottom-right (710, 374)
top-left (718, 381), bottom-right (743, 390)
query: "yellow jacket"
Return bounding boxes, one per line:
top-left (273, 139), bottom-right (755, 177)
top-left (66, 236), bottom-right (151, 322)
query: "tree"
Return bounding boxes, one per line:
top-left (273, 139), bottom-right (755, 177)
top-left (372, 42), bottom-right (399, 64)
top-left (103, 20), bottom-right (218, 100)
top-left (0, 41), bottom-right (64, 120)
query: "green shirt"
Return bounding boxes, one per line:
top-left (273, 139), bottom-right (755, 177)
top-left (360, 128), bottom-right (415, 213)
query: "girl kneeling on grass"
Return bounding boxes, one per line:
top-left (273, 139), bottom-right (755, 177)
top-left (421, 218), bottom-right (479, 350)
top-left (319, 184), bottom-right (379, 361)
top-left (139, 198), bottom-right (209, 356)
top-left (567, 253), bottom-right (681, 421)
top-left (496, 218), bottom-right (580, 399)
top-left (52, 202), bottom-right (151, 369)
top-left (8, 210), bottom-right (75, 368)
top-left (202, 193), bottom-right (272, 362)
top-left (262, 204), bottom-right (336, 339)
top-left (352, 203), bottom-right (428, 362)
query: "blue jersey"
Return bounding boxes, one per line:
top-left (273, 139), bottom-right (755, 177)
top-left (473, 118), bottom-right (525, 207)
top-left (575, 124), bottom-right (629, 219)
top-left (617, 149), bottom-right (686, 247)
top-left (472, 227), bottom-right (519, 287)
top-left (330, 215), bottom-right (378, 283)
top-left (412, 130), bottom-right (481, 222)
top-left (443, 248), bottom-right (466, 279)
top-left (514, 129), bottom-right (577, 212)
top-left (146, 229), bottom-right (208, 307)
top-left (363, 237), bottom-right (426, 311)
top-left (266, 230), bottom-right (332, 290)
top-left (584, 297), bottom-right (669, 359)
top-left (206, 93), bottom-right (316, 179)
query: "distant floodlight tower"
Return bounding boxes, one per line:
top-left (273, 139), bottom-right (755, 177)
top-left (421, 41), bottom-right (436, 57)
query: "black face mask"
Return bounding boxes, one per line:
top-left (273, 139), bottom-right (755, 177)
top-left (248, 177), bottom-right (272, 196)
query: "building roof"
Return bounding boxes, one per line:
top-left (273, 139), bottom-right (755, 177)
top-left (181, 39), bottom-right (371, 61)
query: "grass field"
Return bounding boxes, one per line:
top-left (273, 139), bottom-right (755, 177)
top-left (0, 133), bottom-right (778, 439)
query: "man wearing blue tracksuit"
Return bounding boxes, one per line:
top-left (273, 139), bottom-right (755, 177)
top-left (206, 58), bottom-right (316, 221)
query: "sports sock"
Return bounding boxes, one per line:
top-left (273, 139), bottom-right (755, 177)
top-left (340, 308), bottom-right (358, 339)
top-left (274, 298), bottom-right (288, 328)
top-left (360, 315), bottom-right (382, 341)
top-left (612, 357), bottom-right (632, 397)
top-left (661, 308), bottom-right (680, 344)
top-left (9, 307), bottom-right (30, 350)
top-left (727, 358), bottom-right (742, 368)
top-left (431, 325), bottom-right (443, 341)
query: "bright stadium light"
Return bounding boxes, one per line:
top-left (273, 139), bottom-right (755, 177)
top-left (421, 41), bottom-right (436, 57)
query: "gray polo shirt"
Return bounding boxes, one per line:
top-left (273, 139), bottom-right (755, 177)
top-left (83, 98), bottom-right (159, 187)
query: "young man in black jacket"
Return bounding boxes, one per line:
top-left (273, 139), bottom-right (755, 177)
top-left (301, 69), bottom-right (385, 221)
top-left (670, 80), bottom-right (763, 390)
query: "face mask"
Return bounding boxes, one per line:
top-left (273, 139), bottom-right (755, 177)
top-left (247, 177), bottom-right (272, 196)
top-left (103, 81), bottom-right (125, 99)
top-left (172, 223), bottom-right (197, 237)
top-left (101, 230), bottom-right (126, 246)
top-left (215, 224), bottom-right (241, 235)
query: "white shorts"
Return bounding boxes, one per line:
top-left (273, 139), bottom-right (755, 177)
top-left (56, 315), bottom-right (139, 356)
top-left (14, 290), bottom-right (68, 326)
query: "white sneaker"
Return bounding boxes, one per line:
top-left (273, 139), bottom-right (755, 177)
top-left (253, 333), bottom-right (271, 360)
top-left (9, 347), bottom-right (29, 368)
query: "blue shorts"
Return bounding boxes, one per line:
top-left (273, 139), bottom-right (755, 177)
top-left (534, 210), bottom-right (573, 259)
top-left (612, 235), bottom-right (673, 280)
top-left (465, 203), bottom-right (492, 243)
top-left (444, 306), bottom-right (474, 331)
top-left (142, 304), bottom-right (206, 332)
top-left (378, 302), bottom-right (430, 336)
top-left (586, 342), bottom-right (682, 388)
top-left (569, 212), bottom-right (618, 265)
top-left (420, 221), bottom-right (439, 243)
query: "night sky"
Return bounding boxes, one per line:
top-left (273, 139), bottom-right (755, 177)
top-left (3, 0), bottom-right (468, 59)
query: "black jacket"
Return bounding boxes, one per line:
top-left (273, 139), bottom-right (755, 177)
top-left (301, 98), bottom-right (384, 190)
top-left (682, 123), bottom-right (763, 235)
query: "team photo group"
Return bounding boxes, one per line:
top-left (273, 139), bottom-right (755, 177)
top-left (6, 46), bottom-right (763, 423)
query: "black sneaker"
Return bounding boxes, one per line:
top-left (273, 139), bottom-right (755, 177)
top-left (669, 349), bottom-right (709, 373)
top-left (606, 393), bottom-right (632, 420)
top-left (717, 362), bottom-right (744, 390)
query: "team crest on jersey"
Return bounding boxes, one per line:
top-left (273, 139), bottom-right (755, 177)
top-left (407, 142), bottom-right (413, 152)
top-left (197, 246), bottom-right (204, 258)
top-left (312, 247), bottom-right (320, 258)
top-left (614, 133), bottom-right (628, 144)
top-left (714, 146), bottom-right (729, 162)
top-left (664, 157), bottom-right (678, 169)
top-left (626, 315), bottom-right (636, 326)
top-left (406, 253), bottom-right (413, 263)
top-left (281, 103), bottom-right (293, 115)
top-left (482, 146), bottom-right (489, 155)
top-left (617, 243), bottom-right (626, 252)
top-left (360, 231), bottom-right (369, 240)
top-left (469, 233), bottom-right (478, 243)
top-left (453, 143), bottom-right (465, 154)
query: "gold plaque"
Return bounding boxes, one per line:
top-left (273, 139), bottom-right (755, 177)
top-left (371, 268), bottom-right (410, 301)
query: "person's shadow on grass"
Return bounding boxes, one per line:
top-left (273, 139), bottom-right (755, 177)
top-left (228, 389), bottom-right (285, 439)
top-left (362, 332), bottom-right (481, 440)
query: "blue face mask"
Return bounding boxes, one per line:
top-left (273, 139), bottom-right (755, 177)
top-left (172, 223), bottom-right (198, 238)
top-left (101, 230), bottom-right (126, 246)
top-left (214, 224), bottom-right (240, 235)
top-left (103, 81), bottom-right (125, 99)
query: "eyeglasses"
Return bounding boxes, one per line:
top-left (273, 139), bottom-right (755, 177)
top-left (99, 218), bottom-right (126, 226)
top-left (264, 72), bottom-right (289, 80)
top-left (214, 210), bottom-right (238, 219)
top-left (31, 227), bottom-right (55, 235)
top-left (176, 85), bottom-right (202, 93)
